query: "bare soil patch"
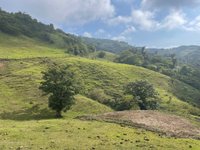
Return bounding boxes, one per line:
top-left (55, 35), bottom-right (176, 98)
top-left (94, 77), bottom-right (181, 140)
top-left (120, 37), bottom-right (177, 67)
top-left (79, 110), bottom-right (200, 139)
top-left (0, 63), bottom-right (4, 68)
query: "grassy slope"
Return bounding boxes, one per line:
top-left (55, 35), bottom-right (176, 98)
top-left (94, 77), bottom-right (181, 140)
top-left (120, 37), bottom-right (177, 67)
top-left (1, 57), bottom-right (199, 117)
top-left (55, 57), bottom-right (200, 116)
top-left (0, 32), bottom-right (66, 59)
top-left (88, 51), bottom-right (117, 62)
top-left (0, 34), bottom-right (200, 149)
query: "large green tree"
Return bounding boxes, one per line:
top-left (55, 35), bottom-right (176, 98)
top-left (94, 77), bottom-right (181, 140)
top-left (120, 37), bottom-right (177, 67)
top-left (39, 64), bottom-right (78, 118)
top-left (125, 80), bottom-right (159, 110)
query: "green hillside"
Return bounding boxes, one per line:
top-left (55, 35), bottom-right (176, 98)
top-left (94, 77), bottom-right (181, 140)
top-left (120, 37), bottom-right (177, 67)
top-left (0, 31), bottom-right (199, 117)
top-left (81, 37), bottom-right (133, 53)
top-left (0, 51), bottom-right (199, 118)
top-left (0, 32), bottom-right (66, 59)
top-left (0, 9), bottom-right (200, 150)
top-left (0, 9), bottom-right (95, 56)
top-left (0, 54), bottom-right (200, 149)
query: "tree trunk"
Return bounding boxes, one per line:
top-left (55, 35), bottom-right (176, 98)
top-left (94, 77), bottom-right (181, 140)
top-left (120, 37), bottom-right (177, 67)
top-left (55, 110), bottom-right (62, 118)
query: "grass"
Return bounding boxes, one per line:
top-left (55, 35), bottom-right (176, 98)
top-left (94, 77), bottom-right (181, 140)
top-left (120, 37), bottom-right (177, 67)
top-left (0, 32), bottom-right (66, 59)
top-left (0, 57), bottom-right (199, 118)
top-left (55, 57), bottom-right (200, 116)
top-left (88, 51), bottom-right (117, 62)
top-left (1, 119), bottom-right (200, 150)
top-left (0, 33), bottom-right (200, 149)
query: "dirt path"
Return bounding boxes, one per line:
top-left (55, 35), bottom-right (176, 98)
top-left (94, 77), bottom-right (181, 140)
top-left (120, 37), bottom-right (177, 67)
top-left (79, 110), bottom-right (200, 139)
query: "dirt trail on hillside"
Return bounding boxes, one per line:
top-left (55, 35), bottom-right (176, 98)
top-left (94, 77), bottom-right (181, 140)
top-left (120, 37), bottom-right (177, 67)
top-left (79, 110), bottom-right (200, 139)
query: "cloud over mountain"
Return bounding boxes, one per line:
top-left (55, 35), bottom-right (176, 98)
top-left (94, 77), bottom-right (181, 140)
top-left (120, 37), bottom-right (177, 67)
top-left (0, 0), bottom-right (115, 25)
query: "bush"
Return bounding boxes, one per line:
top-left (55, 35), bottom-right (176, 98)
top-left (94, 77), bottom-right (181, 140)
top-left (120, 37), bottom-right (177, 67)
top-left (114, 95), bottom-right (139, 111)
top-left (97, 51), bottom-right (106, 58)
top-left (88, 88), bottom-right (111, 104)
top-left (125, 80), bottom-right (159, 110)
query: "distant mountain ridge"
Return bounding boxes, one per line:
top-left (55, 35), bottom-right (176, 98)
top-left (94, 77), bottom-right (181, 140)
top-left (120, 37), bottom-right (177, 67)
top-left (147, 45), bottom-right (200, 68)
top-left (81, 37), bottom-right (134, 53)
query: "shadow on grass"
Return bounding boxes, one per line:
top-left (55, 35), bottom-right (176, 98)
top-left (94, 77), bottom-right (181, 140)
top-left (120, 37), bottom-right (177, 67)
top-left (0, 104), bottom-right (55, 121)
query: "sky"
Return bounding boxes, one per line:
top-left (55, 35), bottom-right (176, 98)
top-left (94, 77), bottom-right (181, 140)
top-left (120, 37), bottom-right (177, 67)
top-left (1, 0), bottom-right (200, 48)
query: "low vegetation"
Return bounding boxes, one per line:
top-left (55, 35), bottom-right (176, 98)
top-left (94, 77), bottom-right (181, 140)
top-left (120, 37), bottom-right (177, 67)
top-left (125, 80), bottom-right (159, 110)
top-left (0, 9), bottom-right (200, 149)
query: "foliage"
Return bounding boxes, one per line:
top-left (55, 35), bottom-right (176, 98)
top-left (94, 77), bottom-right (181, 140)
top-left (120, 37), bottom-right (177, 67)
top-left (97, 51), bottom-right (106, 58)
top-left (177, 66), bottom-right (200, 91)
top-left (0, 7), bottom-right (199, 116)
top-left (81, 37), bottom-right (133, 53)
top-left (125, 80), bottom-right (159, 110)
top-left (147, 47), bottom-right (200, 91)
top-left (88, 88), bottom-right (111, 104)
top-left (148, 45), bottom-right (200, 69)
top-left (115, 50), bottom-right (144, 66)
top-left (115, 47), bottom-right (200, 95)
top-left (112, 95), bottom-right (139, 111)
top-left (0, 9), bottom-right (94, 56)
top-left (1, 119), bottom-right (200, 150)
top-left (39, 64), bottom-right (78, 117)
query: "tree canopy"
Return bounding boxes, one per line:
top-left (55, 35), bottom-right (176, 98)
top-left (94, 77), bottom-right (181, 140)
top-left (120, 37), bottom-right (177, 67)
top-left (125, 80), bottom-right (159, 110)
top-left (39, 64), bottom-right (78, 118)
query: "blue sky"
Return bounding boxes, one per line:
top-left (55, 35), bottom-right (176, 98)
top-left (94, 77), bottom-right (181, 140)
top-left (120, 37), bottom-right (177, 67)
top-left (1, 0), bottom-right (200, 48)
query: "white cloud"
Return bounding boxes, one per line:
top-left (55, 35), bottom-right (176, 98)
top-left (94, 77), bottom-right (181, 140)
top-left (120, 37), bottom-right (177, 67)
top-left (83, 32), bottom-right (92, 38)
top-left (95, 29), bottom-right (106, 35)
top-left (185, 16), bottom-right (200, 31)
top-left (121, 26), bottom-right (136, 35)
top-left (142, 0), bottom-right (200, 9)
top-left (112, 26), bottom-right (135, 42)
top-left (108, 16), bottom-right (131, 25)
top-left (108, 8), bottom-right (200, 32)
top-left (131, 9), bottom-right (159, 30)
top-left (115, 0), bottom-right (135, 3)
top-left (161, 10), bottom-right (187, 30)
top-left (0, 0), bottom-right (115, 26)
top-left (108, 9), bottom-right (158, 31)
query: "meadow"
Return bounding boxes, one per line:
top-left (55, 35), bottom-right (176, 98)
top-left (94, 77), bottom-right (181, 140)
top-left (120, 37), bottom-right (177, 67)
top-left (0, 34), bottom-right (200, 149)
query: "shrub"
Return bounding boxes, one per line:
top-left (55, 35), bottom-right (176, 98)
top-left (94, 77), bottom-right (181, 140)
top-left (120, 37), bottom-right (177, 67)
top-left (88, 88), bottom-right (111, 104)
top-left (97, 51), bottom-right (106, 58)
top-left (125, 80), bottom-right (159, 110)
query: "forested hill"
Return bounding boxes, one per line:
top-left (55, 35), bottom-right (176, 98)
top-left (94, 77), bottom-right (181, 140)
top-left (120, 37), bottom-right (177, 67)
top-left (0, 9), bottom-right (95, 55)
top-left (148, 46), bottom-right (200, 68)
top-left (81, 37), bottom-right (134, 53)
